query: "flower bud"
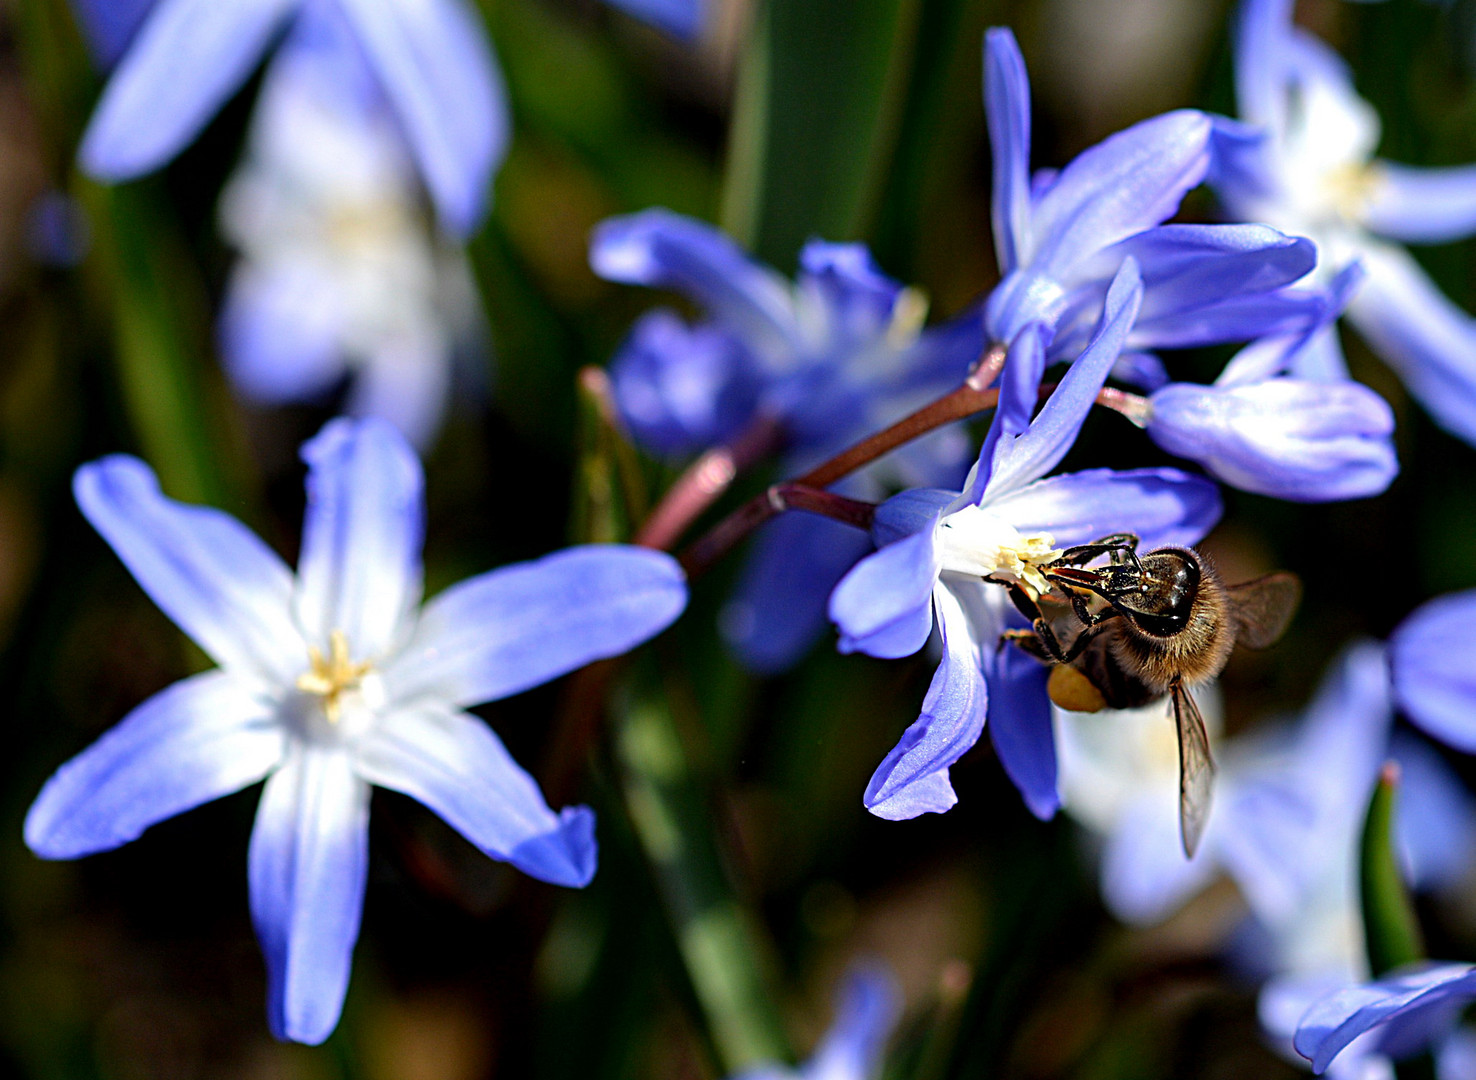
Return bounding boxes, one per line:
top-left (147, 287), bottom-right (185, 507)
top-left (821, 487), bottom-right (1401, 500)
top-left (1146, 379), bottom-right (1397, 501)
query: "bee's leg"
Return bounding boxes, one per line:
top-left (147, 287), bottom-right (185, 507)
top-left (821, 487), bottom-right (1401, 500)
top-left (1047, 579), bottom-right (1127, 632)
top-left (1000, 628), bottom-right (1052, 661)
top-left (980, 572), bottom-right (1109, 666)
top-left (1053, 533), bottom-right (1141, 569)
top-left (980, 578), bottom-right (1074, 660)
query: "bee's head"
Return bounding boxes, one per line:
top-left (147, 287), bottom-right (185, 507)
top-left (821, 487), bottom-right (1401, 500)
top-left (1050, 547), bottom-right (1201, 638)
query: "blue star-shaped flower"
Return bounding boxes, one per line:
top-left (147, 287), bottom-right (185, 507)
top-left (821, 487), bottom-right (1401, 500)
top-left (24, 417), bottom-right (688, 1044)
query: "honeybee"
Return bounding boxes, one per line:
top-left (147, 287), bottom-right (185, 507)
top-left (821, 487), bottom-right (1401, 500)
top-left (996, 534), bottom-right (1301, 857)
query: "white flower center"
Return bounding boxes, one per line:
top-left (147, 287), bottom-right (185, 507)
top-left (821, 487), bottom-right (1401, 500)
top-left (295, 630), bottom-right (384, 738)
top-left (936, 504), bottom-right (1060, 595)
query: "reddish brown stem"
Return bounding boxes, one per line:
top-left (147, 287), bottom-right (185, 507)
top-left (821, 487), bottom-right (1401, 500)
top-left (633, 414), bottom-right (785, 550)
top-left (797, 344), bottom-right (1008, 490)
top-left (677, 483), bottom-right (877, 575)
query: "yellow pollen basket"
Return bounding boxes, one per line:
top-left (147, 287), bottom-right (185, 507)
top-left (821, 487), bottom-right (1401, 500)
top-left (296, 630), bottom-right (373, 723)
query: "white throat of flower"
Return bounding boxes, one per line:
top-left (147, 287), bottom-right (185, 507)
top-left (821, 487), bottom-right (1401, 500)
top-left (296, 630), bottom-right (376, 724)
top-left (935, 503), bottom-right (1060, 596)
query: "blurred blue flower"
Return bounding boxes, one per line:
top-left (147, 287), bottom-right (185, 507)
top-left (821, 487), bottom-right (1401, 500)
top-left (829, 262), bottom-right (1223, 822)
top-left (1058, 642), bottom-right (1476, 1076)
top-left (735, 965), bottom-right (901, 1080)
top-left (1212, 0), bottom-right (1476, 444)
top-left (24, 418), bottom-right (688, 1044)
top-left (1295, 962), bottom-right (1476, 1076)
top-left (218, 2), bottom-right (485, 448)
top-left (1390, 590), bottom-right (1476, 754)
top-left (71, 0), bottom-right (508, 237)
top-left (592, 209), bottom-right (984, 672)
top-left (70, 0), bottom-right (701, 237)
top-left (981, 27), bottom-right (1320, 373)
top-left (1060, 642), bottom-right (1472, 930)
top-left (1140, 266), bottom-right (1399, 502)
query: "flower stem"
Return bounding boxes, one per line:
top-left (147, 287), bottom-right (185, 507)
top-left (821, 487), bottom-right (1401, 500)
top-left (676, 344), bottom-right (1008, 576)
top-left (797, 343), bottom-right (1007, 490)
top-left (678, 484), bottom-right (878, 576)
top-left (634, 414), bottom-right (786, 550)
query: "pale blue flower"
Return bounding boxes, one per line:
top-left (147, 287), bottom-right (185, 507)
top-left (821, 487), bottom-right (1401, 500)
top-left (24, 418), bottom-right (688, 1044)
top-left (1212, 0), bottom-right (1476, 444)
top-left (218, 2), bottom-right (483, 448)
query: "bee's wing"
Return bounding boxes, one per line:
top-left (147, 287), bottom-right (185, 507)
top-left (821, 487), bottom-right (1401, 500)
top-left (1227, 571), bottom-right (1302, 649)
top-left (1172, 682), bottom-right (1216, 858)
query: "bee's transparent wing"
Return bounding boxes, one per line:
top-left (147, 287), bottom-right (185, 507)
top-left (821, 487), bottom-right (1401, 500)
top-left (1171, 683), bottom-right (1215, 858)
top-left (1228, 571), bottom-right (1302, 649)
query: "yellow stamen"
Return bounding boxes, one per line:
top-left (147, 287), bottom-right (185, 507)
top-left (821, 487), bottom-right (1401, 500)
top-left (886, 286), bottom-right (931, 349)
top-left (295, 630), bottom-right (373, 723)
top-left (1325, 162), bottom-right (1383, 222)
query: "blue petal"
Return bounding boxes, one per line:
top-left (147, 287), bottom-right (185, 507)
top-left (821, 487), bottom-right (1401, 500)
top-left (344, 337), bottom-right (454, 452)
top-left (804, 964), bottom-right (902, 1080)
top-left (829, 525), bottom-right (940, 660)
top-left (987, 467), bottom-right (1223, 550)
top-left (1215, 770), bottom-right (1317, 925)
top-left (1098, 224), bottom-right (1317, 350)
top-left (1294, 963), bottom-right (1476, 1074)
top-left (607, 310), bottom-right (760, 459)
top-left (1234, 0), bottom-right (1294, 134)
top-left (967, 322), bottom-right (1047, 503)
top-left (69, 0), bottom-right (157, 67)
top-left (871, 487), bottom-right (956, 547)
top-left (295, 418), bottom-right (425, 662)
top-left (1146, 379), bottom-right (1397, 502)
top-left (985, 642), bottom-right (1057, 820)
top-left (601, 0), bottom-right (703, 38)
top-left (1099, 785), bottom-right (1217, 925)
top-left (1206, 115), bottom-right (1273, 206)
top-left (590, 210), bottom-right (799, 361)
top-left (722, 513), bottom-right (873, 674)
top-left (1391, 591), bottom-right (1476, 753)
top-left (336, 0), bottom-right (508, 236)
top-left (219, 264), bottom-right (349, 405)
top-left (1111, 351), bottom-right (1169, 392)
top-left (1363, 162), bottom-right (1476, 245)
top-left (1291, 641), bottom-right (1392, 822)
top-left (79, 0), bottom-right (298, 179)
top-left (249, 747), bottom-right (371, 1045)
top-left (1390, 733), bottom-right (1476, 892)
top-left (381, 545), bottom-right (686, 708)
top-left (983, 28), bottom-right (1031, 276)
top-left (1026, 111), bottom-right (1211, 279)
top-left (864, 584), bottom-right (991, 820)
top-left (982, 260), bottom-right (1144, 498)
top-left (74, 455), bottom-right (303, 682)
top-left (25, 671), bottom-right (285, 859)
top-left (797, 241), bottom-right (904, 340)
top-left (1348, 243), bottom-right (1476, 446)
top-left (353, 702), bottom-right (596, 886)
